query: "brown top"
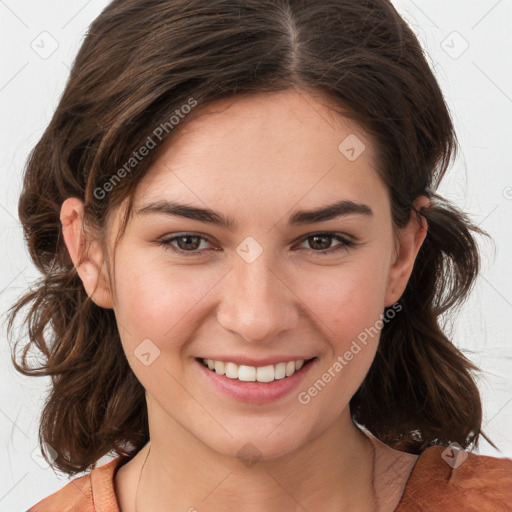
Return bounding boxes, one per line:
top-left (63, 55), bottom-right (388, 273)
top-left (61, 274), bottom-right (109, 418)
top-left (28, 446), bottom-right (512, 511)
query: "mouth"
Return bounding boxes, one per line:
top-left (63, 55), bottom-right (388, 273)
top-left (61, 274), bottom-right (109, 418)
top-left (194, 356), bottom-right (318, 404)
top-left (197, 357), bottom-right (317, 383)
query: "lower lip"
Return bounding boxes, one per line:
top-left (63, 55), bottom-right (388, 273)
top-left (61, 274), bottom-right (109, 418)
top-left (194, 358), bottom-right (316, 404)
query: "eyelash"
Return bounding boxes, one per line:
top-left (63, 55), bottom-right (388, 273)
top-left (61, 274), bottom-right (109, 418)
top-left (157, 232), bottom-right (357, 257)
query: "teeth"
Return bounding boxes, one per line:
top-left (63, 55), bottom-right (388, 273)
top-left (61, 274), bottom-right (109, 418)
top-left (256, 365), bottom-right (274, 383)
top-left (285, 361), bottom-right (296, 376)
top-left (201, 358), bottom-right (308, 382)
top-left (238, 365), bottom-right (256, 382)
top-left (214, 360), bottom-right (225, 375)
top-left (274, 362), bottom-right (286, 380)
top-left (225, 362), bottom-right (238, 379)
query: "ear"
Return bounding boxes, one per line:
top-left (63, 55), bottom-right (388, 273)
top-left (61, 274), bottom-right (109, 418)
top-left (60, 197), bottom-right (114, 309)
top-left (384, 196), bottom-right (429, 307)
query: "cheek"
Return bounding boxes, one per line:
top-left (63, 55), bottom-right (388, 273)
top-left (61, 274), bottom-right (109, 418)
top-left (292, 250), bottom-right (391, 400)
top-left (111, 253), bottom-right (222, 406)
top-left (111, 250), bottom-right (215, 353)
top-left (298, 255), bottom-right (390, 345)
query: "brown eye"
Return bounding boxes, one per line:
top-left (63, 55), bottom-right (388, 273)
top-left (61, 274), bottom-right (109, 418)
top-left (308, 234), bottom-right (334, 250)
top-left (298, 232), bottom-right (356, 255)
top-left (158, 233), bottom-right (213, 255)
top-left (175, 235), bottom-right (202, 251)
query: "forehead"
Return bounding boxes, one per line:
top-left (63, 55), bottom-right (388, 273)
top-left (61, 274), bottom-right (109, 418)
top-left (132, 89), bottom-right (386, 217)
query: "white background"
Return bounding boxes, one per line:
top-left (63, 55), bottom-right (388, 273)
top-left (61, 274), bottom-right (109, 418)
top-left (1, 0), bottom-right (511, 510)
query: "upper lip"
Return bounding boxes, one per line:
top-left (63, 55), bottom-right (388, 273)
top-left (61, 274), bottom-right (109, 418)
top-left (196, 355), bottom-right (316, 366)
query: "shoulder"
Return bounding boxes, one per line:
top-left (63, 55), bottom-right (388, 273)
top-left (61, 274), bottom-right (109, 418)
top-left (27, 456), bottom-right (126, 512)
top-left (397, 445), bottom-right (512, 511)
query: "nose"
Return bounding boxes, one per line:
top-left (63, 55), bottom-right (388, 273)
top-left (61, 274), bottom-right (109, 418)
top-left (216, 250), bottom-right (299, 343)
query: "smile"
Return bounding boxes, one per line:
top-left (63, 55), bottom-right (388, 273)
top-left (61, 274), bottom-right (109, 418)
top-left (194, 356), bottom-right (317, 403)
top-left (198, 357), bottom-right (316, 383)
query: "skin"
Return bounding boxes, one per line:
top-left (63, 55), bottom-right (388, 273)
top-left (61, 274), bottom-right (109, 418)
top-left (61, 88), bottom-right (428, 512)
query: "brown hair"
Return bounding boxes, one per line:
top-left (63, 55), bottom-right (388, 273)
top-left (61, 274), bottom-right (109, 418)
top-left (7, 0), bottom-right (491, 475)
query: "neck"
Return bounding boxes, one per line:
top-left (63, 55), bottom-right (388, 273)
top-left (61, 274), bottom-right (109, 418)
top-left (136, 402), bottom-right (380, 512)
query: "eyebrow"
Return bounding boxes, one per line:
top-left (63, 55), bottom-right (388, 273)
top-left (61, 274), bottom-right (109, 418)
top-left (135, 199), bottom-right (373, 230)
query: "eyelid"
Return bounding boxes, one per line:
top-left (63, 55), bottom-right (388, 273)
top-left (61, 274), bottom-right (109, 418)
top-left (293, 231), bottom-right (357, 245)
top-left (158, 232), bottom-right (217, 254)
top-left (293, 232), bottom-right (358, 254)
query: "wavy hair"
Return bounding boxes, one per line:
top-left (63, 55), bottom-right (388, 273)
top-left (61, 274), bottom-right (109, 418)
top-left (8, 0), bottom-right (491, 475)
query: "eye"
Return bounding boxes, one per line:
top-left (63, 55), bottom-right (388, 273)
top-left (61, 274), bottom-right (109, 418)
top-left (296, 232), bottom-right (356, 255)
top-left (157, 231), bottom-right (357, 257)
top-left (158, 233), bottom-right (215, 256)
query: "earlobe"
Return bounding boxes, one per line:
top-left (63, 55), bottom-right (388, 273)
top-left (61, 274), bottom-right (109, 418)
top-left (384, 196), bottom-right (429, 307)
top-left (60, 197), bottom-right (113, 309)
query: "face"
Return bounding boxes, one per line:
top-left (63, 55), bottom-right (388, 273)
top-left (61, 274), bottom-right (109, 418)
top-left (68, 89), bottom-right (424, 461)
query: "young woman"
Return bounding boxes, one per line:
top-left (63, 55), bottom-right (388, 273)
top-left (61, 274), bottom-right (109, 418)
top-left (8, 0), bottom-right (511, 510)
